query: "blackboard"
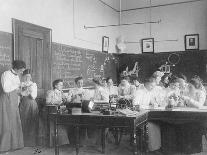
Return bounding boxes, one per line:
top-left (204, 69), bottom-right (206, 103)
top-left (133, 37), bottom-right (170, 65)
top-left (117, 51), bottom-right (207, 83)
top-left (52, 43), bottom-right (118, 88)
top-left (0, 31), bottom-right (12, 75)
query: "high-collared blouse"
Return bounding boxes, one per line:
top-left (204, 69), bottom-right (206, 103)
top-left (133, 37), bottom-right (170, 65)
top-left (107, 85), bottom-right (118, 96)
top-left (46, 89), bottom-right (65, 105)
top-left (133, 87), bottom-right (152, 109)
top-left (118, 83), bottom-right (136, 100)
top-left (68, 87), bottom-right (87, 103)
top-left (1, 69), bottom-right (20, 93)
top-left (185, 89), bottom-right (206, 108)
top-left (93, 86), bottom-right (109, 102)
top-left (133, 85), bottom-right (165, 108)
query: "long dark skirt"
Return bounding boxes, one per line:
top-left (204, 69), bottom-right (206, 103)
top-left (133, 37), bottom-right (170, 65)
top-left (0, 90), bottom-right (24, 152)
top-left (19, 96), bottom-right (39, 147)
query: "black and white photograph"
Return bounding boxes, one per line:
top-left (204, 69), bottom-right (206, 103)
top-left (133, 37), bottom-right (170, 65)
top-left (141, 38), bottom-right (154, 53)
top-left (102, 36), bottom-right (109, 53)
top-left (185, 34), bottom-right (199, 50)
top-left (0, 0), bottom-right (207, 155)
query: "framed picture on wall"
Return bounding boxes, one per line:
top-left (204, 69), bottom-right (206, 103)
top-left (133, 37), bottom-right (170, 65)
top-left (102, 36), bottom-right (109, 53)
top-left (185, 34), bottom-right (199, 50)
top-left (141, 38), bottom-right (154, 53)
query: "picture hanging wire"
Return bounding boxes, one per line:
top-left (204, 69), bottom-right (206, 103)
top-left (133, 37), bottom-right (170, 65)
top-left (149, 0), bottom-right (152, 37)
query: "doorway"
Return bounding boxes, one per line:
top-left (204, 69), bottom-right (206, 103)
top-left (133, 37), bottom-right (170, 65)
top-left (12, 19), bottom-right (52, 97)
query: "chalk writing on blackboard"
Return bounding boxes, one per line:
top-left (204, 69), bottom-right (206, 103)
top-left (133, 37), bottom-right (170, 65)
top-left (52, 43), bottom-right (117, 88)
top-left (0, 32), bottom-right (12, 72)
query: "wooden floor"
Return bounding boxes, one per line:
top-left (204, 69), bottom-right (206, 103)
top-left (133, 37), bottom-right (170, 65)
top-left (1, 135), bottom-right (207, 155)
top-left (1, 146), bottom-right (207, 155)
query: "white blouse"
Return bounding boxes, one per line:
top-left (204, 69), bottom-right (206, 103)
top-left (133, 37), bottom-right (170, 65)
top-left (1, 70), bottom-right (20, 93)
top-left (133, 87), bottom-right (152, 109)
top-left (20, 81), bottom-right (37, 99)
top-left (184, 89), bottom-right (206, 108)
top-left (68, 87), bottom-right (87, 103)
top-left (108, 85), bottom-right (118, 96)
top-left (118, 83), bottom-right (136, 100)
top-left (93, 86), bottom-right (109, 102)
top-left (46, 89), bottom-right (65, 105)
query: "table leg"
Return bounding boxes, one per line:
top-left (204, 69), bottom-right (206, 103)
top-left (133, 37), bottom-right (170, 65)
top-left (114, 128), bottom-right (119, 145)
top-left (140, 126), bottom-right (143, 153)
top-left (132, 121), bottom-right (138, 155)
top-left (47, 107), bottom-right (50, 147)
top-left (101, 127), bottom-right (105, 153)
top-left (76, 126), bottom-right (80, 155)
top-left (143, 123), bottom-right (148, 155)
top-left (54, 117), bottom-right (59, 155)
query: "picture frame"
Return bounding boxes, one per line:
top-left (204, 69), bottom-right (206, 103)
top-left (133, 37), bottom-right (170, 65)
top-left (184, 34), bottom-right (199, 50)
top-left (102, 36), bottom-right (109, 53)
top-left (141, 38), bottom-right (154, 53)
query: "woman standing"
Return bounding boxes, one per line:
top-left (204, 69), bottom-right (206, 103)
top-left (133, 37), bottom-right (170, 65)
top-left (0, 60), bottom-right (26, 153)
top-left (19, 69), bottom-right (38, 146)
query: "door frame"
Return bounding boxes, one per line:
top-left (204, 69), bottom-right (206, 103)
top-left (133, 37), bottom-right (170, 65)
top-left (12, 18), bottom-right (52, 92)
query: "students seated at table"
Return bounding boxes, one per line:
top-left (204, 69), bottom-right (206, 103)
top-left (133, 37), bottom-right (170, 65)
top-left (133, 77), bottom-right (157, 108)
top-left (181, 77), bottom-right (206, 108)
top-left (92, 78), bottom-right (109, 103)
top-left (175, 73), bottom-right (188, 95)
top-left (133, 78), bottom-right (161, 152)
top-left (151, 71), bottom-right (166, 107)
top-left (192, 75), bottom-right (206, 94)
top-left (152, 71), bottom-right (164, 86)
top-left (19, 69), bottom-right (38, 147)
top-left (118, 76), bottom-right (136, 100)
top-left (68, 76), bottom-right (87, 103)
top-left (101, 77), bottom-right (108, 90)
top-left (106, 77), bottom-right (118, 96)
top-left (164, 77), bottom-right (181, 107)
top-left (46, 79), bottom-right (69, 146)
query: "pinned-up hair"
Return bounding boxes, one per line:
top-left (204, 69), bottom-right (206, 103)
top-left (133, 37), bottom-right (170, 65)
top-left (75, 76), bottom-right (83, 84)
top-left (92, 78), bottom-right (102, 85)
top-left (189, 76), bottom-right (203, 90)
top-left (120, 75), bottom-right (130, 82)
top-left (52, 79), bottom-right (63, 89)
top-left (106, 76), bottom-right (112, 82)
top-left (12, 60), bottom-right (26, 70)
top-left (23, 69), bottom-right (31, 75)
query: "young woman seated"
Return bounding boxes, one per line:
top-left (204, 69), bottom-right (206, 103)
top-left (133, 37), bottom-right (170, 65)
top-left (181, 77), bottom-right (206, 108)
top-left (46, 79), bottom-right (70, 146)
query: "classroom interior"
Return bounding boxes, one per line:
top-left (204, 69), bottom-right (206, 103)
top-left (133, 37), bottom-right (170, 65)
top-left (0, 0), bottom-right (207, 155)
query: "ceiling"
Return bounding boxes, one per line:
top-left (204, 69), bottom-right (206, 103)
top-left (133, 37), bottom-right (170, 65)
top-left (101, 0), bottom-right (201, 11)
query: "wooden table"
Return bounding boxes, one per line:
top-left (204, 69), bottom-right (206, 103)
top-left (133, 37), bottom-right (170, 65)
top-left (49, 108), bottom-right (207, 155)
top-left (49, 111), bottom-right (148, 155)
top-left (135, 108), bottom-right (207, 154)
